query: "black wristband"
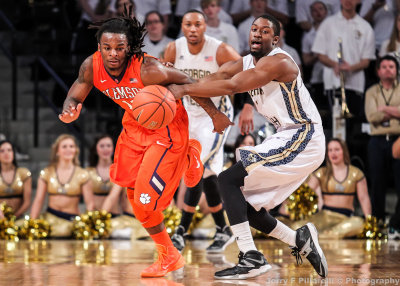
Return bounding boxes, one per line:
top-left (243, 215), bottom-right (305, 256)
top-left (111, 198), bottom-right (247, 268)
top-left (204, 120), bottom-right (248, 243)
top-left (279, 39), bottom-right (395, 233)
top-left (243, 92), bottom-right (254, 106)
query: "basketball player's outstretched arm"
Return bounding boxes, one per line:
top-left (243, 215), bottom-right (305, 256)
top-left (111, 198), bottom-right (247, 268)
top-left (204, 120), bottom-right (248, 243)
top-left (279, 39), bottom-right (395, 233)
top-left (169, 54), bottom-right (297, 99)
top-left (59, 56), bottom-right (94, 123)
top-left (141, 57), bottom-right (233, 133)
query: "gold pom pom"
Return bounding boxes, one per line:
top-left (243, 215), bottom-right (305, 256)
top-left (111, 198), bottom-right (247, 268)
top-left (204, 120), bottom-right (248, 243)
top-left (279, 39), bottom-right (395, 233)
top-left (163, 206), bottom-right (182, 236)
top-left (72, 211), bottom-right (112, 240)
top-left (1, 202), bottom-right (16, 221)
top-left (0, 218), bottom-right (19, 241)
top-left (286, 184), bottom-right (318, 221)
top-left (358, 215), bottom-right (387, 239)
top-left (18, 216), bottom-right (51, 240)
top-left (0, 203), bottom-right (19, 241)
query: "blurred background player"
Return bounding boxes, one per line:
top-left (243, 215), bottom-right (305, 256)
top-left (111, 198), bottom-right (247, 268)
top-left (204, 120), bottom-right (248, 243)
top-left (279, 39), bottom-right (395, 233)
top-left (164, 10), bottom-right (241, 253)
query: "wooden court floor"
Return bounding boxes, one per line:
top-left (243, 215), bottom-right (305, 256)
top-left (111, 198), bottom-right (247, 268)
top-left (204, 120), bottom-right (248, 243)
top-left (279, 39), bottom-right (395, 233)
top-left (0, 238), bottom-right (400, 286)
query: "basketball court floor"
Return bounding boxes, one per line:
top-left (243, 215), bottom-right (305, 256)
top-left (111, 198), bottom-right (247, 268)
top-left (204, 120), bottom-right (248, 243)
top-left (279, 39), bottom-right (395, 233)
top-left (1, 238), bottom-right (399, 285)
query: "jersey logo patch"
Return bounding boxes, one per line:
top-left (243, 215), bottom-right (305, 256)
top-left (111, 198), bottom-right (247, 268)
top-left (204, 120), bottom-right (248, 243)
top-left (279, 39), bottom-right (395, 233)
top-left (139, 193), bottom-right (151, 204)
top-left (204, 56), bottom-right (213, 62)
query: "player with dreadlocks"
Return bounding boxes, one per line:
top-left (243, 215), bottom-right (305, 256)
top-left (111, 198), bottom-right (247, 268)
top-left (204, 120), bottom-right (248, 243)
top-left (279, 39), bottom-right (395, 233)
top-left (59, 10), bottom-right (233, 278)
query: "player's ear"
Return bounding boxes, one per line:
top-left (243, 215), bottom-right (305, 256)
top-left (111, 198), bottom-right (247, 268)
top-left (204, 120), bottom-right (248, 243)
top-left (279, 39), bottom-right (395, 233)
top-left (97, 43), bottom-right (100, 51)
top-left (272, 36), bottom-right (279, 46)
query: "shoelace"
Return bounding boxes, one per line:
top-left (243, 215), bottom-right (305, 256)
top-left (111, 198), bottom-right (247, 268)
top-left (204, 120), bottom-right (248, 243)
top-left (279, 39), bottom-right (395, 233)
top-left (155, 247), bottom-right (168, 265)
top-left (290, 247), bottom-right (303, 265)
top-left (237, 252), bottom-right (247, 268)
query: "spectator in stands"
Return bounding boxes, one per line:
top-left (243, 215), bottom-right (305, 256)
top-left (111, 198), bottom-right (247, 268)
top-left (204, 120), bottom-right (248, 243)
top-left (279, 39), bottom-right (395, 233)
top-left (0, 140), bottom-right (32, 219)
top-left (72, 0), bottom-right (116, 56)
top-left (295, 0), bottom-right (340, 32)
top-left (277, 21), bottom-right (302, 73)
top-left (365, 55), bottom-right (400, 240)
top-left (291, 138), bottom-right (371, 239)
top-left (230, 0), bottom-right (289, 27)
top-left (302, 1), bottom-right (329, 109)
top-left (132, 0), bottom-right (172, 31)
top-left (201, 0), bottom-right (240, 52)
top-left (312, 0), bottom-right (375, 113)
top-left (142, 11), bottom-right (173, 59)
top-left (116, 0), bottom-right (144, 23)
top-left (30, 134), bottom-right (94, 237)
top-left (175, 0), bottom-right (233, 24)
top-left (231, 133), bottom-right (256, 164)
top-left (238, 0), bottom-right (267, 55)
top-left (312, 0), bottom-right (375, 160)
top-left (380, 12), bottom-right (400, 60)
top-left (360, 0), bottom-right (396, 51)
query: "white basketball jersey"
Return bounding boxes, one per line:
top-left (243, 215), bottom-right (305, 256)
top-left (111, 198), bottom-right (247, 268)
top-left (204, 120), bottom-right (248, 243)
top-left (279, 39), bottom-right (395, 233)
top-left (174, 35), bottom-right (233, 174)
top-left (174, 35), bottom-right (231, 117)
top-left (243, 47), bottom-right (322, 131)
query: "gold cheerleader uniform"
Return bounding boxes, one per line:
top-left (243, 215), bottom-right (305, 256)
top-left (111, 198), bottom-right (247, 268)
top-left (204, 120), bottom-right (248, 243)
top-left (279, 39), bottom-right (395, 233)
top-left (39, 166), bottom-right (89, 237)
top-left (86, 167), bottom-right (136, 238)
top-left (0, 167), bottom-right (31, 199)
top-left (0, 167), bottom-right (31, 227)
top-left (86, 167), bottom-right (114, 197)
top-left (292, 165), bottom-right (365, 238)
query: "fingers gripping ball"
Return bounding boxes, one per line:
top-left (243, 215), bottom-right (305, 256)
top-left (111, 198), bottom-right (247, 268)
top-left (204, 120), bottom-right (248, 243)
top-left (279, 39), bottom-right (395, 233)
top-left (131, 85), bottom-right (177, 129)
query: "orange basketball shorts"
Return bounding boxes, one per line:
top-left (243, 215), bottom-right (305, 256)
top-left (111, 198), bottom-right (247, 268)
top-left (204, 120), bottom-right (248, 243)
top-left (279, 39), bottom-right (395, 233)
top-left (110, 104), bottom-right (189, 227)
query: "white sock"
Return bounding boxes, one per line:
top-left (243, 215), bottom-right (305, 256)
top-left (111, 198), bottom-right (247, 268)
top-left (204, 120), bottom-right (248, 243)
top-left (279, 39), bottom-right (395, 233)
top-left (230, 221), bottom-right (257, 253)
top-left (269, 220), bottom-right (297, 247)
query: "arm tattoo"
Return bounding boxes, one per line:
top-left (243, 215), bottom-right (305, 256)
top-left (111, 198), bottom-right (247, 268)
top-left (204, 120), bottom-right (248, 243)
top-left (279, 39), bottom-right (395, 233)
top-left (78, 60), bottom-right (89, 83)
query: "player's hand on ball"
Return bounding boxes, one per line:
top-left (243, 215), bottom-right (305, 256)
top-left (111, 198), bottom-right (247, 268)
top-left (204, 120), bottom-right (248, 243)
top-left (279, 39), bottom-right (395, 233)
top-left (167, 84), bottom-right (184, 99)
top-left (212, 111), bottom-right (234, 134)
top-left (59, 103), bottom-right (82, 123)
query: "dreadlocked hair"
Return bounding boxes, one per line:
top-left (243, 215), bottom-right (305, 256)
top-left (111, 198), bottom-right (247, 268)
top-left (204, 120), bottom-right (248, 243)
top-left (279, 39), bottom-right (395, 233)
top-left (89, 5), bottom-right (146, 60)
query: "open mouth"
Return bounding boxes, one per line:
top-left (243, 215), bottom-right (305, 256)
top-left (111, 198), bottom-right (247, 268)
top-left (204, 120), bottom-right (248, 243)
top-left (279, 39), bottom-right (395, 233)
top-left (251, 40), bottom-right (262, 49)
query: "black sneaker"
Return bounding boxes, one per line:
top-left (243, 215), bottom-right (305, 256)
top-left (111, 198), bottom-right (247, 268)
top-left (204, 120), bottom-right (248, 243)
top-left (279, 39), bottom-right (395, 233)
top-left (291, 223), bottom-right (328, 277)
top-left (214, 250), bottom-right (271, 279)
top-left (206, 226), bottom-right (235, 253)
top-left (171, 225), bottom-right (185, 252)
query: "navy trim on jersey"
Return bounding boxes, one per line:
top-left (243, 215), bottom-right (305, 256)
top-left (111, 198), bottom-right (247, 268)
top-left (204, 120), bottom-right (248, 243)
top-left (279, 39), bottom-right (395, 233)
top-left (239, 123), bottom-right (314, 169)
top-left (152, 126), bottom-right (173, 210)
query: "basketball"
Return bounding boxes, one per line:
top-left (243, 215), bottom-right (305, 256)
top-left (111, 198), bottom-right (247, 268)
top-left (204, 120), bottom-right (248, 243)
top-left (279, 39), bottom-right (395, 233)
top-left (131, 85), bottom-right (177, 129)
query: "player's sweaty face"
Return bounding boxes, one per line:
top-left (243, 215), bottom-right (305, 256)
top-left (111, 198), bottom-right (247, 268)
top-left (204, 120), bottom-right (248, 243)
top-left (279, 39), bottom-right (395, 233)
top-left (249, 18), bottom-right (277, 58)
top-left (99, 32), bottom-right (129, 71)
top-left (181, 13), bottom-right (206, 45)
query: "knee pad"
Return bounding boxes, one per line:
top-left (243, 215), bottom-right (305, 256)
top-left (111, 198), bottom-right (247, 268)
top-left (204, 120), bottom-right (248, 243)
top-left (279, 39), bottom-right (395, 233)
top-left (247, 203), bottom-right (277, 234)
top-left (203, 175), bottom-right (222, 207)
top-left (184, 178), bottom-right (204, 207)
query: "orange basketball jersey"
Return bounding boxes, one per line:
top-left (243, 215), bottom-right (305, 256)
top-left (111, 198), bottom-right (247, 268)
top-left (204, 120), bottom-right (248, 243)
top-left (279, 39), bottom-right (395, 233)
top-left (92, 51), bottom-right (186, 137)
top-left (92, 52), bottom-right (190, 201)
